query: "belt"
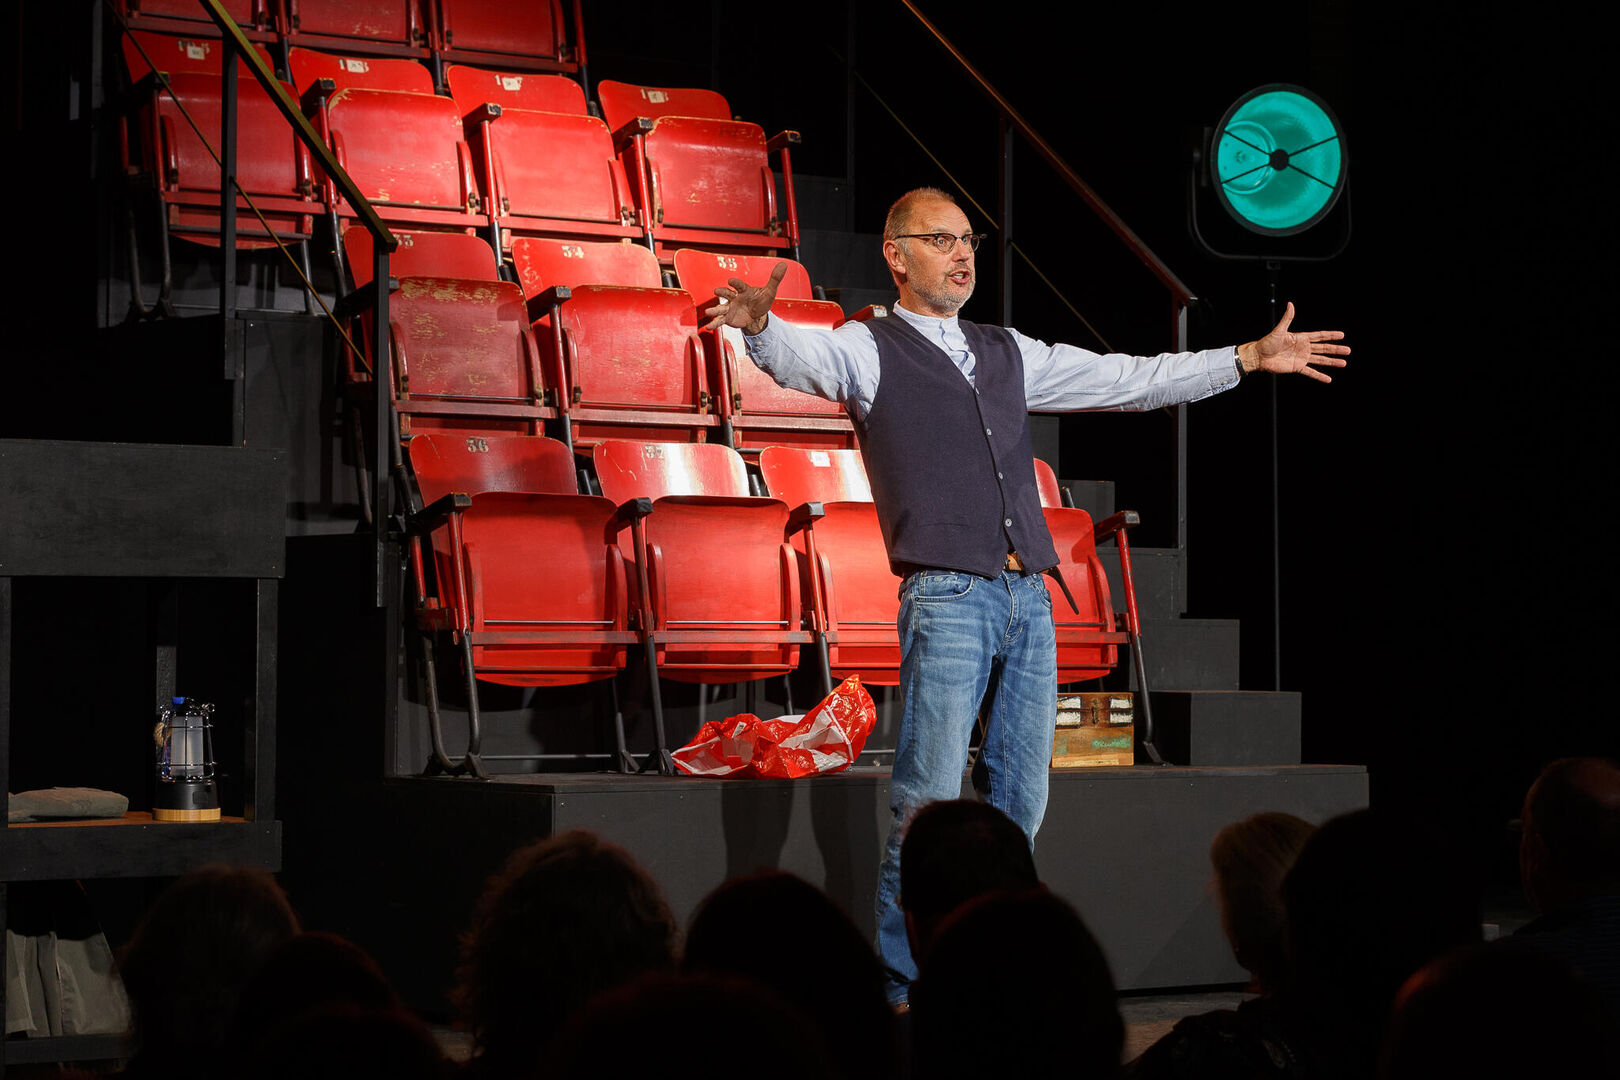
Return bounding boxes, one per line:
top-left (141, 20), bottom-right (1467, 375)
top-left (1004, 551), bottom-right (1026, 572)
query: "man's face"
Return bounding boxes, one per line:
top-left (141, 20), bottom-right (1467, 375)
top-left (885, 198), bottom-right (976, 318)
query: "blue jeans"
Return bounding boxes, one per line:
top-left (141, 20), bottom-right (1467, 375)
top-left (874, 568), bottom-right (1057, 1003)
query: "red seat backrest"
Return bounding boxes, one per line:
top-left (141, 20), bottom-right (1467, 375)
top-left (288, 47), bottom-right (435, 94)
top-left (285, 0), bottom-right (426, 49)
top-left (596, 81), bottom-right (733, 129)
top-left (512, 237), bottom-right (662, 295)
top-left (673, 249), bottom-right (814, 302)
top-left (639, 116), bottom-right (770, 232)
top-left (478, 110), bottom-right (631, 226)
top-left (435, 0), bottom-right (567, 64)
top-left (326, 88), bottom-right (470, 208)
top-left (408, 433), bottom-right (577, 499)
top-left (559, 288), bottom-right (703, 413)
top-left (122, 30), bottom-right (277, 79)
top-left (344, 227), bottom-right (500, 287)
top-left (151, 72), bottom-right (302, 197)
top-left (392, 277), bottom-right (534, 404)
top-left (444, 65), bottom-right (586, 114)
top-left (593, 440), bottom-right (751, 502)
top-left (1033, 458), bottom-right (1066, 508)
top-left (759, 447), bottom-right (872, 505)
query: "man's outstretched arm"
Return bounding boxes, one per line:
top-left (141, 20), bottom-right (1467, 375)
top-left (1235, 302), bottom-right (1350, 382)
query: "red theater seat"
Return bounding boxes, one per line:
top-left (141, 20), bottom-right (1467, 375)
top-left (596, 80), bottom-right (801, 259)
top-left (405, 433), bottom-right (636, 777)
top-left (443, 65), bottom-right (587, 114)
top-left (288, 47), bottom-right (436, 95)
top-left (386, 276), bottom-right (559, 443)
top-left (594, 439), bottom-right (811, 771)
top-left (445, 76), bottom-right (641, 251)
top-left (673, 249), bottom-right (858, 453)
top-left (283, 0), bottom-right (431, 59)
top-left (433, 0), bottom-right (582, 74)
top-left (1032, 458), bottom-right (1135, 685)
top-left (758, 446), bottom-right (899, 690)
top-left (117, 30), bottom-right (315, 315)
top-left (315, 85), bottom-right (487, 233)
top-left (116, 0), bottom-right (275, 40)
top-left (512, 237), bottom-right (715, 448)
top-left (342, 225), bottom-right (500, 289)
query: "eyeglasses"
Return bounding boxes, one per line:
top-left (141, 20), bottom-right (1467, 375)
top-left (893, 232), bottom-right (985, 253)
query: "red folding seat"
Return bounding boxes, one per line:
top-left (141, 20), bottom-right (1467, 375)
top-left (594, 440), bottom-right (811, 771)
top-left (342, 224), bottom-right (499, 288)
top-left (118, 30), bottom-right (316, 313)
top-left (446, 77), bottom-right (642, 252)
top-left (385, 275), bottom-right (560, 444)
top-left (511, 237), bottom-right (716, 448)
top-left (1032, 459), bottom-right (1163, 757)
top-left (758, 446), bottom-right (899, 692)
top-left (405, 433), bottom-right (638, 777)
top-left (434, 1), bottom-right (583, 74)
top-left (596, 80), bottom-right (801, 259)
top-left (288, 47), bottom-right (436, 95)
top-left (673, 249), bottom-right (866, 453)
top-left (314, 85), bottom-right (486, 234)
top-left (116, 0), bottom-right (277, 41)
top-left (443, 65), bottom-right (587, 114)
top-left (282, 0), bottom-right (431, 60)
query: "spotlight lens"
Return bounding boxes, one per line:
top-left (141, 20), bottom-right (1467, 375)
top-left (1213, 85), bottom-right (1346, 236)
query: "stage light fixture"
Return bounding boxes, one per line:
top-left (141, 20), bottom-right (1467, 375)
top-left (1211, 84), bottom-right (1346, 237)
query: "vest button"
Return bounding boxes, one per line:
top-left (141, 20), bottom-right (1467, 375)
top-left (1004, 518), bottom-right (1013, 527)
top-left (985, 427), bottom-right (992, 436)
top-left (997, 472), bottom-right (1004, 480)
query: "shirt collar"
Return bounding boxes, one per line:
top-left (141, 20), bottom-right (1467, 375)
top-left (893, 302), bottom-right (961, 336)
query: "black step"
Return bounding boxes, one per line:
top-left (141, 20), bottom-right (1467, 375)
top-left (1149, 690), bottom-right (1301, 766)
top-left (1128, 617), bottom-right (1240, 691)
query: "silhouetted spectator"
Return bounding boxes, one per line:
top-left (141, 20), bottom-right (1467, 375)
top-left (1511, 756), bottom-right (1620, 1020)
top-left (232, 931), bottom-right (403, 1055)
top-left (897, 798), bottom-right (1038, 969)
top-left (543, 971), bottom-right (837, 1080)
top-left (1128, 808), bottom-right (1480, 1080)
top-left (911, 889), bottom-right (1122, 1080)
top-left (116, 865), bottom-right (300, 1080)
top-left (683, 871), bottom-right (895, 1080)
top-left (1212, 811), bottom-right (1317, 995)
top-left (243, 1004), bottom-right (449, 1080)
top-left (453, 830), bottom-right (676, 1079)
top-left (1380, 942), bottom-right (1618, 1077)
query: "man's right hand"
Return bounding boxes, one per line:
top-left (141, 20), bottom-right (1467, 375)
top-left (701, 262), bottom-right (789, 336)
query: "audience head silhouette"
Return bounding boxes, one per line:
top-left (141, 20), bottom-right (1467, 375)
top-left (683, 870), bottom-right (895, 1079)
top-left (911, 889), bottom-right (1121, 1079)
top-left (1210, 811), bottom-right (1316, 994)
top-left (1520, 756), bottom-right (1620, 914)
top-left (117, 865), bottom-right (300, 1079)
top-left (454, 829), bottom-right (676, 1077)
top-left (898, 798), bottom-right (1038, 966)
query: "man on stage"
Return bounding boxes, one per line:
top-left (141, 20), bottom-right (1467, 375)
top-left (703, 187), bottom-right (1348, 1004)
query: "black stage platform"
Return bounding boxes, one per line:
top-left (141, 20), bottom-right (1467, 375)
top-left (284, 763), bottom-right (1367, 1013)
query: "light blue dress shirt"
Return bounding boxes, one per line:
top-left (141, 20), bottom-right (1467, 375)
top-left (741, 302), bottom-right (1241, 422)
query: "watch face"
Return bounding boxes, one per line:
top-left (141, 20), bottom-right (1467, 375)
top-left (1213, 85), bottom-right (1347, 237)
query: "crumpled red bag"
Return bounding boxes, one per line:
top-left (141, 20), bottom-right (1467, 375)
top-left (672, 675), bottom-right (876, 778)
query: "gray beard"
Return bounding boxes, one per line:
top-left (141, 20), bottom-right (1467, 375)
top-left (910, 276), bottom-right (973, 316)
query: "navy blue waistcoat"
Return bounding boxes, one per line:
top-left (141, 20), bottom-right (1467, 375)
top-left (858, 315), bottom-right (1058, 578)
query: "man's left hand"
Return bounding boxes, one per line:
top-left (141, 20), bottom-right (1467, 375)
top-left (1236, 302), bottom-right (1350, 383)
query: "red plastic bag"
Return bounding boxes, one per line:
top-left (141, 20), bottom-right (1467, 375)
top-left (672, 675), bottom-right (876, 778)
